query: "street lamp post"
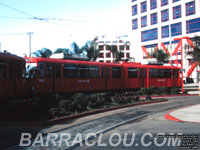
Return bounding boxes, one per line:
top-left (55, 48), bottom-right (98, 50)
top-left (27, 32), bottom-right (33, 57)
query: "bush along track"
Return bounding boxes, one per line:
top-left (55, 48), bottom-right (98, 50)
top-left (0, 87), bottom-right (180, 122)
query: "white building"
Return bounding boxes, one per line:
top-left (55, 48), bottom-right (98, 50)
top-left (130, 0), bottom-right (200, 83)
top-left (96, 35), bottom-right (131, 63)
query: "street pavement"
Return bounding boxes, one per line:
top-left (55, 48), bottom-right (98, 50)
top-left (73, 96), bottom-right (200, 150)
top-left (165, 104), bottom-right (200, 123)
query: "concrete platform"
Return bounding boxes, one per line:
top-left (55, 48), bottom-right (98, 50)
top-left (165, 104), bottom-right (200, 123)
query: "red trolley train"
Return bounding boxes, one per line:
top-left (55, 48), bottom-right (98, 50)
top-left (0, 52), bottom-right (26, 100)
top-left (25, 57), bottom-right (180, 97)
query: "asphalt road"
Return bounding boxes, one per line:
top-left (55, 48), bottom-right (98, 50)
top-left (2, 95), bottom-right (200, 150)
top-left (74, 96), bottom-right (200, 150)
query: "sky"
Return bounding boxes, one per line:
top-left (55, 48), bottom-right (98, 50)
top-left (0, 0), bottom-right (131, 56)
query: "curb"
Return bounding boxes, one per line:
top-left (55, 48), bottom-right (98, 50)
top-left (165, 104), bottom-right (200, 123)
top-left (0, 99), bottom-right (168, 127)
top-left (141, 94), bottom-right (198, 99)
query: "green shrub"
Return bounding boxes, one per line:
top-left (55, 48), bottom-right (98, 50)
top-left (140, 87), bottom-right (155, 95)
top-left (71, 93), bottom-right (89, 112)
top-left (157, 87), bottom-right (169, 95)
top-left (88, 93), bottom-right (106, 108)
top-left (170, 87), bottom-right (180, 94)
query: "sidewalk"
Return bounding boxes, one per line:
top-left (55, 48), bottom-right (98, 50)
top-left (165, 104), bottom-right (200, 123)
top-left (184, 83), bottom-right (200, 94)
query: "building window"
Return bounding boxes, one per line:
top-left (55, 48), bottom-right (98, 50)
top-left (151, 13), bottom-right (157, 25)
top-left (141, 28), bottom-right (158, 42)
top-left (173, 5), bottom-right (181, 19)
top-left (126, 45), bottom-right (130, 50)
top-left (186, 1), bottom-right (195, 16)
top-left (141, 16), bottom-right (147, 27)
top-left (99, 53), bottom-right (104, 58)
top-left (186, 18), bottom-right (200, 34)
top-left (119, 45), bottom-right (125, 50)
top-left (150, 0), bottom-right (157, 10)
top-left (171, 22), bottom-right (182, 36)
top-left (145, 44), bottom-right (158, 54)
top-left (161, 0), bottom-right (168, 6)
top-left (126, 53), bottom-right (130, 58)
top-left (132, 5), bottom-right (137, 16)
top-left (106, 53), bottom-right (111, 58)
top-left (162, 25), bottom-right (169, 38)
top-left (173, 0), bottom-right (180, 2)
top-left (106, 45), bottom-right (111, 50)
top-left (161, 9), bottom-right (169, 22)
top-left (132, 19), bottom-right (138, 30)
top-left (141, 1), bottom-right (147, 13)
top-left (99, 45), bottom-right (104, 50)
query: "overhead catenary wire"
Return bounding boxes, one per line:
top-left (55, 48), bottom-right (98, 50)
top-left (0, 2), bottom-right (129, 36)
top-left (0, 2), bottom-right (36, 18)
top-left (0, 2), bottom-right (127, 26)
top-left (0, 33), bottom-right (29, 36)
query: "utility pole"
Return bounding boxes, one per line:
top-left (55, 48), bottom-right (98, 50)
top-left (27, 32), bottom-right (33, 57)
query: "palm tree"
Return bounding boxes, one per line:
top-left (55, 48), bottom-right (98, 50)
top-left (151, 49), bottom-right (169, 64)
top-left (54, 48), bottom-right (72, 57)
top-left (82, 40), bottom-right (99, 61)
top-left (71, 42), bottom-right (83, 55)
top-left (190, 36), bottom-right (200, 64)
top-left (110, 45), bottom-right (118, 62)
top-left (31, 48), bottom-right (52, 58)
top-left (115, 50), bottom-right (124, 62)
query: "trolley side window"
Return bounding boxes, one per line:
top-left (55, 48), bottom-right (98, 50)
top-left (140, 68), bottom-right (147, 78)
top-left (164, 69), bottom-right (172, 78)
top-left (149, 69), bottom-right (157, 78)
top-left (0, 59), bottom-right (7, 79)
top-left (46, 64), bottom-right (52, 78)
top-left (107, 68), bottom-right (110, 78)
top-left (56, 65), bottom-right (61, 78)
top-left (112, 67), bottom-right (121, 78)
top-left (89, 66), bottom-right (99, 78)
top-left (38, 63), bottom-right (45, 79)
top-left (77, 65), bottom-right (89, 78)
top-left (144, 69), bottom-right (147, 78)
top-left (157, 69), bottom-right (164, 78)
top-left (139, 69), bottom-right (143, 78)
top-left (63, 64), bottom-right (76, 78)
top-left (22, 62), bottom-right (26, 79)
top-left (8, 61), bottom-right (13, 79)
top-left (128, 68), bottom-right (137, 78)
top-left (101, 67), bottom-right (104, 78)
top-left (26, 63), bottom-right (37, 79)
top-left (16, 62), bottom-right (21, 79)
top-left (173, 69), bottom-right (179, 78)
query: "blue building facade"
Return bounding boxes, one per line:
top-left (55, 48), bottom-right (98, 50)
top-left (131, 0), bottom-right (200, 83)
